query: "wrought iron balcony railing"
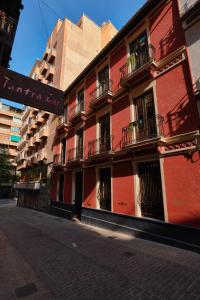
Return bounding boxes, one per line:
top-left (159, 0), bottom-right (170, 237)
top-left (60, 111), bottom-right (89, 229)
top-left (0, 11), bottom-right (16, 43)
top-left (122, 115), bottom-right (164, 147)
top-left (53, 154), bottom-right (61, 165)
top-left (90, 79), bottom-right (113, 105)
top-left (88, 135), bottom-right (113, 157)
top-left (67, 147), bottom-right (83, 162)
top-left (69, 100), bottom-right (85, 120)
top-left (119, 44), bottom-right (156, 80)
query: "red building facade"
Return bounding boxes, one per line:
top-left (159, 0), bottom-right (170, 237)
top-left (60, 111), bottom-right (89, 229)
top-left (51, 0), bottom-right (200, 228)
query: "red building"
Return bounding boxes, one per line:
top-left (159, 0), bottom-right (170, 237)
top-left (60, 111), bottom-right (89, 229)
top-left (51, 0), bottom-right (200, 228)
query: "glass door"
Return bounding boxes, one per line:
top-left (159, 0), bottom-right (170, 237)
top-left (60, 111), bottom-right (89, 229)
top-left (134, 91), bottom-right (156, 141)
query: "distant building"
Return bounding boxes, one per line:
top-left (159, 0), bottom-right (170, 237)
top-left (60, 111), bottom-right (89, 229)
top-left (0, 100), bottom-right (23, 163)
top-left (0, 0), bottom-right (23, 68)
top-left (0, 100), bottom-right (23, 197)
top-left (16, 15), bottom-right (117, 210)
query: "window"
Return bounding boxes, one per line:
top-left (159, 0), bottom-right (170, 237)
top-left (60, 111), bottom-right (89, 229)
top-left (11, 127), bottom-right (20, 132)
top-left (129, 31), bottom-right (149, 71)
top-left (76, 128), bottom-right (83, 159)
top-left (99, 114), bottom-right (111, 152)
top-left (98, 65), bottom-right (109, 96)
top-left (13, 116), bottom-right (22, 124)
top-left (77, 89), bottom-right (84, 112)
top-left (134, 90), bottom-right (156, 141)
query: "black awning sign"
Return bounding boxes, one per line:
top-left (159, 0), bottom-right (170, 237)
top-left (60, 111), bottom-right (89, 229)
top-left (0, 66), bottom-right (64, 115)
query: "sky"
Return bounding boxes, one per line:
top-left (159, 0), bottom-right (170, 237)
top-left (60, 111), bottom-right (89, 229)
top-left (3, 0), bottom-right (146, 108)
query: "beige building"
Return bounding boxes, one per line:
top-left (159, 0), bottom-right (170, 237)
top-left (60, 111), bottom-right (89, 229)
top-left (15, 15), bottom-right (117, 209)
top-left (0, 100), bottom-right (23, 164)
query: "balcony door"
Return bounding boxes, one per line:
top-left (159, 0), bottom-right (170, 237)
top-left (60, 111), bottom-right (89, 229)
top-left (99, 114), bottom-right (110, 152)
top-left (98, 65), bottom-right (109, 96)
top-left (134, 91), bottom-right (157, 141)
top-left (129, 31), bottom-right (148, 70)
top-left (76, 128), bottom-right (83, 159)
top-left (77, 89), bottom-right (84, 112)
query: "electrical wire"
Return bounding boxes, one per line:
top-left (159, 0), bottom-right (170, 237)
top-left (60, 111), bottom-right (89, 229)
top-left (40, 0), bottom-right (61, 19)
top-left (37, 0), bottom-right (49, 39)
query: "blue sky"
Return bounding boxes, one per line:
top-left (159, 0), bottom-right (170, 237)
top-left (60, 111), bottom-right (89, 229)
top-left (3, 0), bottom-right (146, 108)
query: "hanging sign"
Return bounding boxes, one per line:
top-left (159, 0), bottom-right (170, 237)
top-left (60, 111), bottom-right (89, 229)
top-left (0, 66), bottom-right (64, 115)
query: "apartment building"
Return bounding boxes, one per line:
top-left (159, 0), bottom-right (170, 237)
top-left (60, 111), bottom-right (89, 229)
top-left (0, 100), bottom-right (23, 162)
top-left (178, 0), bottom-right (200, 113)
top-left (16, 15), bottom-right (117, 209)
top-left (51, 0), bottom-right (200, 228)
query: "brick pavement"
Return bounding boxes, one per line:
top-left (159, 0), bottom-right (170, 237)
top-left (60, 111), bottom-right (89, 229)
top-left (0, 205), bottom-right (200, 299)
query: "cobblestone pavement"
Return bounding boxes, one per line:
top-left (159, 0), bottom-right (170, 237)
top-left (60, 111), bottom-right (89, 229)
top-left (0, 204), bottom-right (200, 300)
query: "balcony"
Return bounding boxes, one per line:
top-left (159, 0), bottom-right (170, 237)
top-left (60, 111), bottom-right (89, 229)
top-left (56, 117), bottom-right (70, 134)
top-left (33, 133), bottom-right (40, 144)
top-left (37, 149), bottom-right (47, 161)
top-left (30, 154), bottom-right (38, 165)
top-left (69, 101), bottom-right (86, 124)
top-left (16, 151), bottom-right (25, 163)
top-left (89, 79), bottom-right (113, 110)
top-left (42, 47), bottom-right (50, 60)
top-left (121, 115), bottom-right (165, 150)
top-left (119, 44), bottom-right (156, 88)
top-left (8, 148), bottom-right (17, 157)
top-left (41, 111), bottom-right (50, 118)
top-left (53, 154), bottom-right (63, 167)
top-left (16, 160), bottom-right (26, 170)
top-left (88, 135), bottom-right (113, 159)
top-left (22, 108), bottom-right (31, 122)
top-left (30, 121), bottom-right (37, 131)
top-left (14, 182), bottom-right (40, 190)
top-left (20, 122), bottom-right (28, 134)
top-left (32, 108), bottom-right (39, 115)
top-left (17, 140), bottom-right (27, 151)
top-left (67, 147), bottom-right (84, 165)
top-left (47, 47), bottom-right (56, 63)
top-left (0, 11), bottom-right (16, 45)
top-left (27, 138), bottom-right (34, 148)
top-left (46, 65), bottom-right (55, 80)
top-left (35, 114), bottom-right (44, 125)
top-left (40, 61), bottom-right (48, 75)
top-left (39, 126), bottom-right (48, 139)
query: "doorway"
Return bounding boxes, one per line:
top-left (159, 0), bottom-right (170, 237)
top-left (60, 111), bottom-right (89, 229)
top-left (97, 167), bottom-right (111, 211)
top-left (138, 161), bottom-right (164, 221)
top-left (74, 171), bottom-right (83, 219)
top-left (58, 173), bottom-right (64, 202)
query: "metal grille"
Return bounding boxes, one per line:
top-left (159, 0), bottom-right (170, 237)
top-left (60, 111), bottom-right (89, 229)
top-left (137, 161), bottom-right (164, 220)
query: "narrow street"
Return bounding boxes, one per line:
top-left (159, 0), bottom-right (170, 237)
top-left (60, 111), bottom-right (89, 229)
top-left (0, 200), bottom-right (200, 300)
